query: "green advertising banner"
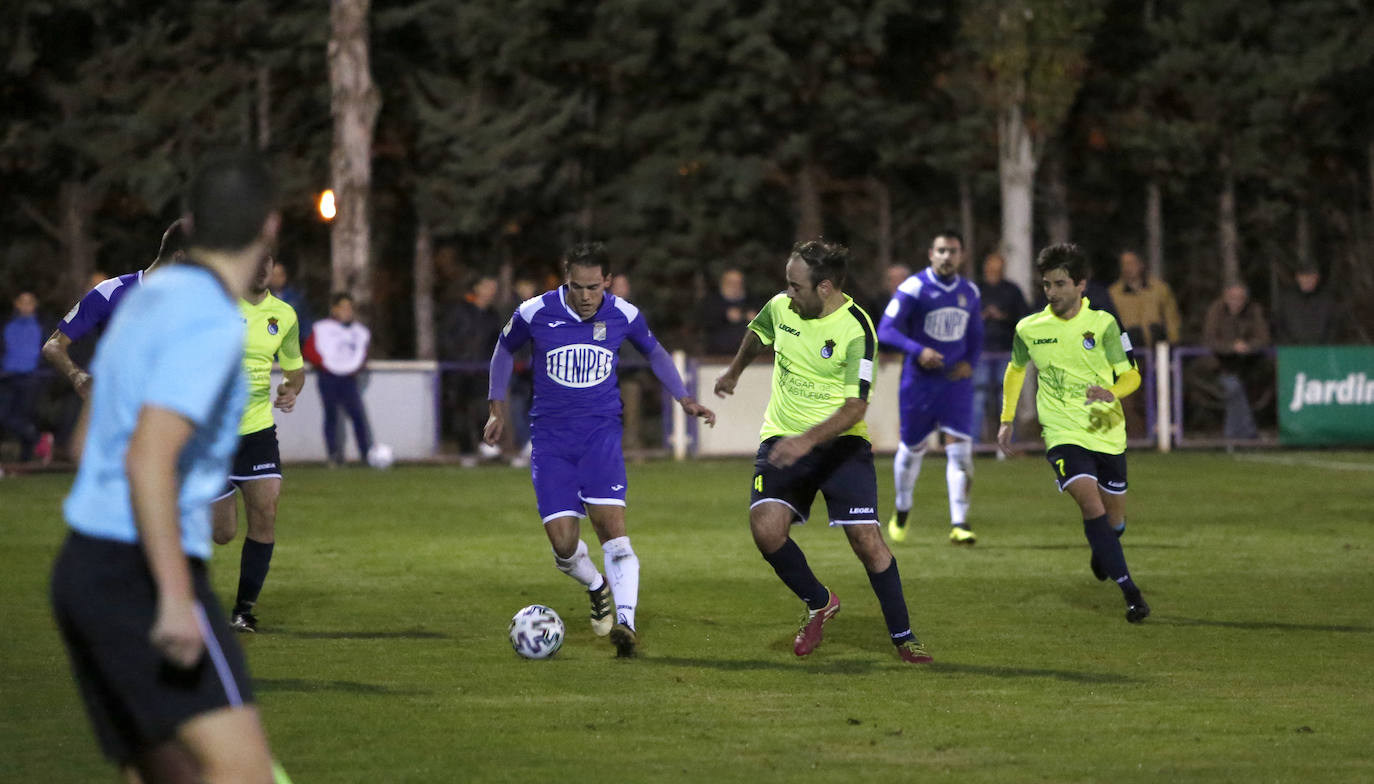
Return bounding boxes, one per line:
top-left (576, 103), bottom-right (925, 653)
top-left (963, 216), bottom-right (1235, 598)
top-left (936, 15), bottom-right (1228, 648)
top-left (1278, 346), bottom-right (1374, 445)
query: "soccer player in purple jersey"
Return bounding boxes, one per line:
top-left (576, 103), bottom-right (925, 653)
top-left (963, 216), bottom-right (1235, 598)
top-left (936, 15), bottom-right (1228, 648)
top-left (42, 219), bottom-right (186, 399)
top-left (484, 242), bottom-right (716, 658)
top-left (877, 230), bottom-right (985, 546)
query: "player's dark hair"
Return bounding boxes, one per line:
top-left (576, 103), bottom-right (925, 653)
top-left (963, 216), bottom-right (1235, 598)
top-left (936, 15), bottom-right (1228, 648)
top-left (790, 238), bottom-right (849, 290)
top-left (331, 291), bottom-right (354, 306)
top-left (1036, 243), bottom-right (1089, 283)
top-left (932, 229), bottom-right (964, 248)
top-left (186, 150), bottom-right (277, 252)
top-left (563, 242), bottom-right (610, 277)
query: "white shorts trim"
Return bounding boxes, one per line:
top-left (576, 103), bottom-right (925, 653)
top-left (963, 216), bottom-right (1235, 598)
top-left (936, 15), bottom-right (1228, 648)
top-left (1099, 484), bottom-right (1128, 496)
top-left (226, 473), bottom-right (282, 482)
top-left (829, 518), bottom-right (880, 527)
top-left (579, 496), bottom-right (627, 507)
top-left (750, 498), bottom-right (806, 525)
top-left (542, 510), bottom-right (586, 524)
top-left (938, 426), bottom-right (972, 441)
top-left (210, 488), bottom-right (236, 503)
top-left (1056, 473), bottom-right (1097, 492)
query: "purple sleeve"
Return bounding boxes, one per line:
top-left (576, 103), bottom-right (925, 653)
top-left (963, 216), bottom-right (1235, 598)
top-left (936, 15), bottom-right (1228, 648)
top-left (495, 308), bottom-right (531, 353)
top-left (876, 293), bottom-right (926, 356)
top-left (488, 342), bottom-right (514, 401)
top-left (58, 287), bottom-right (116, 342)
top-left (646, 344), bottom-right (689, 401)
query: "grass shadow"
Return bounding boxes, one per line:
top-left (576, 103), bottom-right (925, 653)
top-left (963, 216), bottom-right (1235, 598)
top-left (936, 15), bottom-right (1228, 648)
top-left (1155, 616), bottom-right (1374, 634)
top-left (646, 655), bottom-right (884, 675)
top-left (255, 677), bottom-right (431, 696)
top-left (270, 629), bottom-right (450, 640)
top-left (924, 662), bottom-right (1141, 684)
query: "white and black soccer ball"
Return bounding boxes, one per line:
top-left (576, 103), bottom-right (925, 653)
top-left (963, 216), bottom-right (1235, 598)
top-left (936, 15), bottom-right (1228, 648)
top-left (366, 443), bottom-right (394, 469)
top-left (508, 604), bottom-right (565, 660)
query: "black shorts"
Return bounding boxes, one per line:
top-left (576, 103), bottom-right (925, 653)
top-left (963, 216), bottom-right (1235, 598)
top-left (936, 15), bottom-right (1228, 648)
top-left (1045, 443), bottom-right (1128, 494)
top-left (50, 531), bottom-right (255, 764)
top-left (750, 435), bottom-right (880, 525)
top-left (216, 426), bottom-right (281, 499)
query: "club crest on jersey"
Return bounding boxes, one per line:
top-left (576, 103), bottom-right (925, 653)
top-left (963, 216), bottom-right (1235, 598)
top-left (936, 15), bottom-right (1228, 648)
top-left (1082, 331), bottom-right (1096, 350)
top-left (957, 294), bottom-right (967, 308)
top-left (593, 321), bottom-right (607, 341)
top-left (820, 339), bottom-right (835, 359)
top-left (267, 317), bottom-right (279, 336)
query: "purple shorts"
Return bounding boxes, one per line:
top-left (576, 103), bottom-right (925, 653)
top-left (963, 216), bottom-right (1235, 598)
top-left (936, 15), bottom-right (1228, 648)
top-left (899, 375), bottom-right (975, 444)
top-left (529, 418), bottom-right (627, 522)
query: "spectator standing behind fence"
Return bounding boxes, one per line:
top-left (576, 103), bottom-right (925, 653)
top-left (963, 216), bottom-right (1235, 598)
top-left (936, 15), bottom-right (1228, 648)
top-left (1202, 283), bottom-right (1270, 440)
top-left (1, 291), bottom-right (49, 462)
top-left (1273, 266), bottom-right (1342, 345)
top-left (440, 274), bottom-right (503, 462)
top-left (1108, 250), bottom-right (1181, 438)
top-left (699, 268), bottom-right (758, 356)
top-left (972, 253), bottom-right (1028, 443)
top-left (304, 293), bottom-right (375, 465)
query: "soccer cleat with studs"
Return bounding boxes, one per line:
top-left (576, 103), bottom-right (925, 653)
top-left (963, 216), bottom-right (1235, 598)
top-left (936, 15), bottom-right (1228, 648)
top-left (887, 513), bottom-right (908, 543)
top-left (948, 524), bottom-right (977, 546)
top-left (793, 590), bottom-right (841, 657)
top-left (1125, 597), bottom-right (1151, 624)
top-left (588, 581), bottom-right (614, 637)
top-left (896, 637), bottom-right (934, 664)
top-left (609, 622), bottom-right (638, 658)
top-left (230, 611), bottom-right (258, 633)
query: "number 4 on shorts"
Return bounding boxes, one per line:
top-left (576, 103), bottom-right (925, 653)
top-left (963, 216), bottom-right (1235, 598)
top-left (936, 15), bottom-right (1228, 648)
top-left (754, 474), bottom-right (764, 493)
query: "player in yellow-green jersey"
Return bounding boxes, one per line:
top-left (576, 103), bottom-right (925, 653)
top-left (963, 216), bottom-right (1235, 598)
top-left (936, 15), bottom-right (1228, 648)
top-left (210, 252), bottom-right (306, 632)
top-left (714, 239), bottom-right (932, 664)
top-left (997, 243), bottom-right (1150, 623)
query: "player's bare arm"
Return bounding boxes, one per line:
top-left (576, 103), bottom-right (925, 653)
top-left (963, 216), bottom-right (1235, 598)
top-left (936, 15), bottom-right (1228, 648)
top-left (768, 397), bottom-right (867, 469)
top-left (996, 422), bottom-right (1016, 456)
top-left (273, 367), bottom-right (306, 412)
top-left (126, 405), bottom-right (203, 670)
top-left (714, 330), bottom-right (765, 397)
top-left (678, 396), bottom-right (717, 427)
top-left (483, 399), bottom-right (508, 445)
top-left (42, 330), bottom-right (93, 398)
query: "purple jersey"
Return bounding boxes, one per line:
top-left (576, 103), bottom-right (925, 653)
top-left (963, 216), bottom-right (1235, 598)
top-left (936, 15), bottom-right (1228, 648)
top-left (59, 271), bottom-right (145, 343)
top-left (878, 268), bottom-right (984, 381)
top-left (497, 287), bottom-right (662, 424)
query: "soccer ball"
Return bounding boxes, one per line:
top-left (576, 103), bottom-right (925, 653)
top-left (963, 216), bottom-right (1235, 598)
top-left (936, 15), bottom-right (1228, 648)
top-left (508, 604), bottom-right (565, 659)
top-left (366, 443), bottom-right (394, 469)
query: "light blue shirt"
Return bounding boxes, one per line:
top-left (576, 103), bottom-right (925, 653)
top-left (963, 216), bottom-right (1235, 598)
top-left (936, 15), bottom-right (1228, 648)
top-left (64, 264), bottom-right (246, 560)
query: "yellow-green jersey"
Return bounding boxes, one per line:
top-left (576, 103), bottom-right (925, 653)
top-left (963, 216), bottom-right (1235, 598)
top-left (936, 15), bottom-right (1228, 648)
top-left (748, 292), bottom-right (876, 442)
top-left (1009, 299), bottom-right (1134, 453)
top-left (237, 294), bottom-right (303, 435)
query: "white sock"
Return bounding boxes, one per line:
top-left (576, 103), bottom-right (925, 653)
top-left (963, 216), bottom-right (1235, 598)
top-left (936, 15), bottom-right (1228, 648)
top-left (602, 536), bottom-right (639, 630)
top-left (945, 439), bottom-right (973, 525)
top-left (893, 440), bottom-right (927, 512)
top-left (553, 539), bottom-right (603, 589)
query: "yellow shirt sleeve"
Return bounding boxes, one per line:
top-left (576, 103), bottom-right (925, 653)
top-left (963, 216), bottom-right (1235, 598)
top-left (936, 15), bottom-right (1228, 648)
top-left (1000, 363), bottom-right (1026, 424)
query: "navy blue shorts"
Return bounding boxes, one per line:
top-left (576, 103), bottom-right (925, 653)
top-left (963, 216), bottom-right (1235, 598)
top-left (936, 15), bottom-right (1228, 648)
top-left (214, 425), bottom-right (281, 500)
top-left (1045, 443), bottom-right (1128, 494)
top-left (899, 375), bottom-right (975, 444)
top-left (50, 532), bottom-right (255, 764)
top-left (529, 418), bottom-right (627, 522)
top-left (750, 435), bottom-right (880, 526)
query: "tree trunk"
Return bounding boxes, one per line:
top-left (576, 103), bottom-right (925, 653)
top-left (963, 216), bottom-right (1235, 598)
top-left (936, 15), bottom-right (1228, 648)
top-left (413, 218), bottom-right (435, 361)
top-left (869, 176), bottom-right (892, 273)
top-left (998, 100), bottom-right (1037, 295)
top-left (794, 162), bottom-right (823, 241)
top-left (1218, 153), bottom-right (1240, 285)
top-left (958, 173), bottom-right (975, 261)
top-left (256, 64), bottom-right (272, 150)
top-left (1044, 151), bottom-right (1071, 246)
top-left (1146, 176), bottom-right (1164, 280)
top-left (1368, 138), bottom-right (1373, 230)
top-left (327, 0), bottom-right (381, 310)
top-left (1295, 206), bottom-right (1311, 271)
top-left (60, 181), bottom-right (97, 301)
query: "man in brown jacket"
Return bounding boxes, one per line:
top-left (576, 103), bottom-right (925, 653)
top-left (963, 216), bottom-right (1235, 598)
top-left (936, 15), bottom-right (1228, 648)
top-left (1202, 283), bottom-right (1270, 440)
top-left (1108, 251), bottom-right (1182, 437)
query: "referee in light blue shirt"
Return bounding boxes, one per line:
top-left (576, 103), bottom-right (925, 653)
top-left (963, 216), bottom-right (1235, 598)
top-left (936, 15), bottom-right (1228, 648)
top-left (50, 151), bottom-right (283, 783)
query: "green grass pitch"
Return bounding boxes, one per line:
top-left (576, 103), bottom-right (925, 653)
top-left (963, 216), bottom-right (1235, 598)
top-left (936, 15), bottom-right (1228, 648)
top-left (3, 450), bottom-right (1373, 782)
